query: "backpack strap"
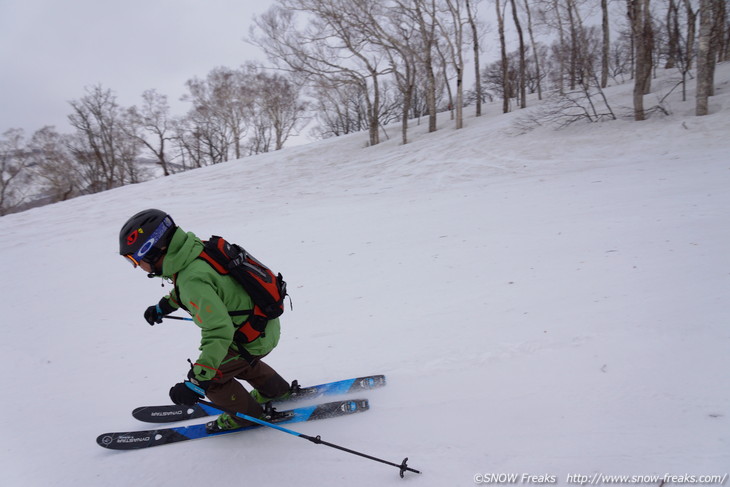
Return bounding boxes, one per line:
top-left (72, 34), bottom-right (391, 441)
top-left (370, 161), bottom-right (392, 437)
top-left (228, 311), bottom-right (267, 365)
top-left (229, 308), bottom-right (267, 342)
top-left (198, 237), bottom-right (229, 275)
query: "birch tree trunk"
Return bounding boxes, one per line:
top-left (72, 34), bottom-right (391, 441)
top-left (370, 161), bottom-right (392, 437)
top-left (496, 0), bottom-right (510, 113)
top-left (466, 0), bottom-right (483, 115)
top-left (630, 0), bottom-right (653, 121)
top-left (601, 0), bottom-right (610, 87)
top-left (510, 0), bottom-right (527, 108)
top-left (696, 0), bottom-right (712, 116)
top-left (523, 0), bottom-right (542, 100)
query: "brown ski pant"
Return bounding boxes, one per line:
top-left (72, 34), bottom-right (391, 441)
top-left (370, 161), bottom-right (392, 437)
top-left (205, 349), bottom-right (289, 427)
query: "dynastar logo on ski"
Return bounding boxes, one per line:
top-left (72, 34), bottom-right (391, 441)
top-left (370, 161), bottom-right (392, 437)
top-left (150, 411), bottom-right (184, 417)
top-left (117, 436), bottom-right (152, 443)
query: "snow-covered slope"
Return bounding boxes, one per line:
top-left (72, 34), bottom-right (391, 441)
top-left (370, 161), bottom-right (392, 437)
top-left (1, 64), bottom-right (729, 486)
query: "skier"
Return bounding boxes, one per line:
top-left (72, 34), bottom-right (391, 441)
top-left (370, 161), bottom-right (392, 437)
top-left (118, 209), bottom-right (292, 433)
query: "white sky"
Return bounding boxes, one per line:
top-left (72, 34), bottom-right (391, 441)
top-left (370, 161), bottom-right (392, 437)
top-left (0, 0), bottom-right (275, 135)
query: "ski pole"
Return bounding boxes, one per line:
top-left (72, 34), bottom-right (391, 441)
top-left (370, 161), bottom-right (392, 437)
top-left (198, 400), bottom-right (421, 478)
top-left (163, 315), bottom-right (193, 321)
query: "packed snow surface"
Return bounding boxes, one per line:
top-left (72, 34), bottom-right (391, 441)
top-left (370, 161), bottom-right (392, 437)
top-left (1, 64), bottom-right (729, 486)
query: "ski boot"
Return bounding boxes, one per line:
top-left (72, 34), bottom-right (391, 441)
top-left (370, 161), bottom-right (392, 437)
top-left (205, 413), bottom-right (244, 434)
top-left (250, 380), bottom-right (302, 404)
top-left (260, 402), bottom-right (294, 423)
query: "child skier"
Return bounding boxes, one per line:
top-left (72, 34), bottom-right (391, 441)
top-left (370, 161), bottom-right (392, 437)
top-left (118, 209), bottom-right (291, 433)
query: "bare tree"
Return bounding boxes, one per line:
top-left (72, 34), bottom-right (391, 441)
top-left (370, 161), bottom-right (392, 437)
top-left (256, 71), bottom-right (308, 151)
top-left (536, 1), bottom-right (597, 92)
top-left (696, 0), bottom-right (713, 115)
top-left (565, 0), bottom-right (579, 90)
top-left (525, 43), bottom-right (550, 93)
top-left (519, 27), bottom-right (615, 131)
top-left (67, 85), bottom-right (141, 192)
top-left (601, 0), bottom-right (610, 87)
top-left (310, 79), bottom-right (370, 138)
top-left (518, 84), bottom-right (615, 130)
top-left (398, 0), bottom-right (440, 132)
top-left (184, 67), bottom-right (254, 161)
top-left (683, 0), bottom-right (698, 70)
top-left (384, 15), bottom-right (419, 144)
top-left (233, 68), bottom-right (308, 154)
top-left (127, 89), bottom-right (175, 176)
top-left (707, 0), bottom-right (727, 91)
top-left (246, 109), bottom-right (274, 155)
top-left (608, 30), bottom-right (633, 83)
top-left (496, 0), bottom-right (510, 113)
top-left (670, 0), bottom-right (698, 101)
top-left (523, 0), bottom-right (544, 99)
top-left (388, 41), bottom-right (419, 143)
top-left (28, 126), bottom-right (80, 203)
top-left (665, 0), bottom-right (681, 69)
top-left (411, 68), bottom-right (447, 120)
top-left (438, 0), bottom-right (469, 128)
top-left (174, 65), bottom-right (306, 160)
top-left (435, 36), bottom-right (455, 120)
top-left (252, 1), bottom-right (392, 146)
top-left (628, 0), bottom-right (654, 121)
top-left (510, 0), bottom-right (527, 108)
top-left (334, 1), bottom-right (419, 143)
top-left (177, 107), bottom-right (231, 165)
top-left (0, 129), bottom-right (33, 215)
top-left (466, 0), bottom-right (484, 115)
top-left (553, 0), bottom-right (567, 94)
top-left (717, 0), bottom-right (728, 61)
top-left (535, 0), bottom-right (568, 94)
top-left (721, 0), bottom-right (730, 61)
top-left (171, 116), bottom-right (209, 169)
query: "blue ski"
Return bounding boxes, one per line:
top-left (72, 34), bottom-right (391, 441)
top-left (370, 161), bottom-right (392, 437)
top-left (97, 398), bottom-right (369, 450)
top-left (132, 374), bottom-right (385, 423)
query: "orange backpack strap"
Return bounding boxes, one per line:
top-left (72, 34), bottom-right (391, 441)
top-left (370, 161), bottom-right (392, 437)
top-left (198, 238), bottom-right (229, 275)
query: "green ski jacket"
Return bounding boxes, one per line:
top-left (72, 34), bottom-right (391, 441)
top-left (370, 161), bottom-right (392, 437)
top-left (159, 228), bottom-right (281, 382)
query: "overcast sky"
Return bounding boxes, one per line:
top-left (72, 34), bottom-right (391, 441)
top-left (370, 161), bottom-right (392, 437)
top-left (0, 0), bottom-right (275, 135)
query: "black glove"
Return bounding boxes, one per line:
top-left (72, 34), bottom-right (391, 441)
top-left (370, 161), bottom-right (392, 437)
top-left (143, 298), bottom-right (176, 326)
top-left (169, 368), bottom-right (212, 405)
top-left (144, 305), bottom-right (164, 326)
top-left (169, 381), bottom-right (205, 405)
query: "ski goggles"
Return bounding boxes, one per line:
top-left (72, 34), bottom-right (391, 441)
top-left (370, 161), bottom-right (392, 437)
top-left (124, 254), bottom-right (141, 268)
top-left (123, 216), bottom-right (174, 268)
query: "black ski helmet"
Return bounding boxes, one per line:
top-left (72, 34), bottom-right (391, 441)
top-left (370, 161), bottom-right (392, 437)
top-left (119, 209), bottom-right (176, 266)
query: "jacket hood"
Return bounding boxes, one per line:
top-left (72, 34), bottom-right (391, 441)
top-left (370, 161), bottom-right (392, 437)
top-left (161, 228), bottom-right (204, 278)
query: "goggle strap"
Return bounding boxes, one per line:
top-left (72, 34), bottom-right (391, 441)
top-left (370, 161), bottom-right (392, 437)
top-left (131, 217), bottom-right (173, 264)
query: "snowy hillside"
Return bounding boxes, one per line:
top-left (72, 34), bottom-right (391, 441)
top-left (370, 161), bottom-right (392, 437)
top-left (1, 64), bottom-right (729, 486)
